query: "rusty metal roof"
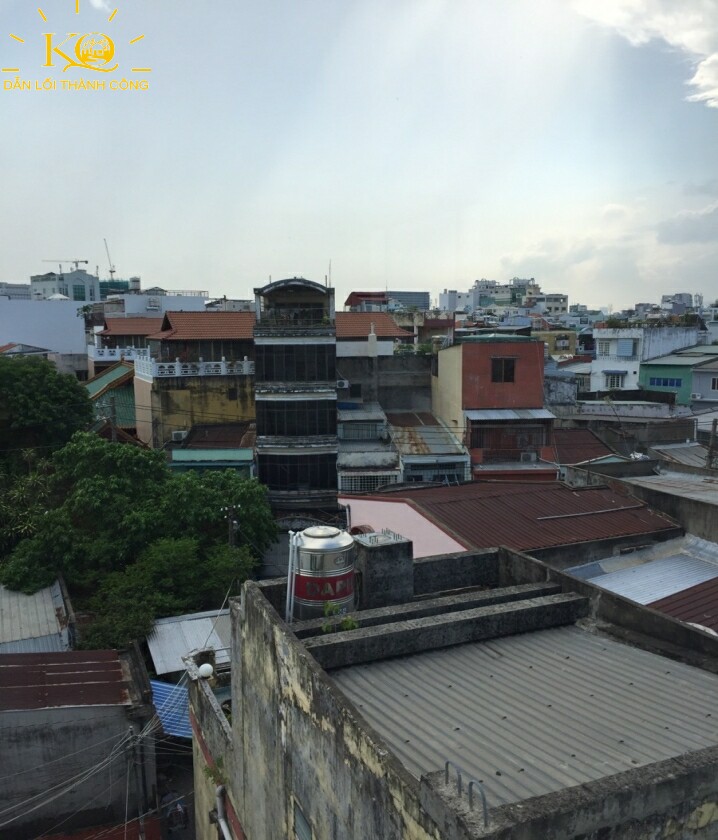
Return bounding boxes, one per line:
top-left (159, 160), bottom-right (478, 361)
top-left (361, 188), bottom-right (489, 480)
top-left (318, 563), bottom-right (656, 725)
top-left (183, 422), bottom-right (256, 449)
top-left (387, 481), bottom-right (678, 551)
top-left (0, 651), bottom-right (130, 711)
top-left (552, 428), bottom-right (616, 465)
top-left (387, 412), bottom-right (465, 457)
top-left (649, 578), bottom-right (718, 631)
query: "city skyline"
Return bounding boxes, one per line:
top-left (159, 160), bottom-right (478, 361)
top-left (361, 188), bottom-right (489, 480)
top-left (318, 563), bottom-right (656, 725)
top-left (1, 0), bottom-right (717, 310)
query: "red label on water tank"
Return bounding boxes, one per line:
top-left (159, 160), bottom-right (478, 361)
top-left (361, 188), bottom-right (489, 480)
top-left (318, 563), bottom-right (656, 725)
top-left (294, 570), bottom-right (354, 602)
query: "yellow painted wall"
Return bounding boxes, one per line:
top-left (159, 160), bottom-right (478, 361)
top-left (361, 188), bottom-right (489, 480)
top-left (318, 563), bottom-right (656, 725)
top-left (135, 375), bottom-right (255, 448)
top-left (431, 345), bottom-right (463, 431)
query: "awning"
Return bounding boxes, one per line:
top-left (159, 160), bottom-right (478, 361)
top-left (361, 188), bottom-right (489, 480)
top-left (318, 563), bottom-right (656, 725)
top-left (601, 369), bottom-right (628, 375)
top-left (463, 409), bottom-right (556, 421)
top-left (150, 680), bottom-right (191, 739)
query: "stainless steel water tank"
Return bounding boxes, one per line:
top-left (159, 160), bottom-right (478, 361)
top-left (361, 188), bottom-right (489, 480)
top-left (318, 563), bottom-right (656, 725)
top-left (293, 525), bottom-right (355, 620)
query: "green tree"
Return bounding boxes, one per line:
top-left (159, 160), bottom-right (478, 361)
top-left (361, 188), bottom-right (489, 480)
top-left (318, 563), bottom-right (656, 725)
top-left (0, 357), bottom-right (93, 471)
top-left (0, 433), bottom-right (277, 645)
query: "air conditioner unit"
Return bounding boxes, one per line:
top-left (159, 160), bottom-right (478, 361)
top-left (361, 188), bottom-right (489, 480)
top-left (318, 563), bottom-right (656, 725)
top-left (691, 393), bottom-right (703, 400)
top-left (172, 430), bottom-right (189, 442)
top-left (336, 379), bottom-right (350, 389)
top-left (520, 452), bottom-right (537, 463)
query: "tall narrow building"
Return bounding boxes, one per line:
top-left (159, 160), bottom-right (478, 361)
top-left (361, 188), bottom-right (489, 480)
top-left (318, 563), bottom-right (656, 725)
top-left (253, 278), bottom-right (338, 512)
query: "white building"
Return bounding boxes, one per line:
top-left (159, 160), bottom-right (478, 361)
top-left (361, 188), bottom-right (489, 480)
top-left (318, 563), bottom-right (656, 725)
top-left (30, 268), bottom-right (100, 302)
top-left (590, 326), bottom-right (704, 392)
top-left (103, 293), bottom-right (208, 316)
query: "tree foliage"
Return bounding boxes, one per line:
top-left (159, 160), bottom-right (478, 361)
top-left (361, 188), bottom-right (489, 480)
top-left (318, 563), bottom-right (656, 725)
top-left (0, 356), bottom-right (93, 471)
top-left (0, 432), bottom-right (277, 648)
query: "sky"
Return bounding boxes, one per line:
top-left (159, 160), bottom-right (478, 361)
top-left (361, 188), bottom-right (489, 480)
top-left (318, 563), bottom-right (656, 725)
top-left (1, 0), bottom-right (717, 310)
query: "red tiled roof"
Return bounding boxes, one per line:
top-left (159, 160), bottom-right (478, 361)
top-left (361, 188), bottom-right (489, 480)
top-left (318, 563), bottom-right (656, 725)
top-left (99, 317), bottom-right (164, 337)
top-left (147, 311), bottom-right (255, 341)
top-left (552, 429), bottom-right (616, 465)
top-left (0, 342), bottom-right (17, 353)
top-left (0, 650), bottom-right (130, 711)
top-left (380, 481), bottom-right (678, 553)
top-left (649, 578), bottom-right (718, 631)
top-left (335, 312), bottom-right (410, 339)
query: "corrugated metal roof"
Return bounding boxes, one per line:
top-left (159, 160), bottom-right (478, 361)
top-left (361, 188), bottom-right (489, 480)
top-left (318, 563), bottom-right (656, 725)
top-left (552, 428), bottom-right (615, 465)
top-left (391, 482), bottom-right (678, 552)
top-left (649, 577), bottom-right (718, 631)
top-left (649, 442), bottom-right (711, 469)
top-left (85, 361), bottom-right (134, 398)
top-left (463, 409), bottom-right (556, 421)
top-left (582, 555), bottom-right (718, 604)
top-left (147, 610), bottom-right (231, 675)
top-left (184, 422), bottom-right (256, 449)
top-left (386, 412), bottom-right (465, 457)
top-left (624, 472), bottom-right (718, 506)
top-left (332, 626), bottom-right (718, 807)
top-left (150, 680), bottom-right (191, 739)
top-left (0, 651), bottom-right (128, 710)
top-left (0, 581), bottom-right (70, 653)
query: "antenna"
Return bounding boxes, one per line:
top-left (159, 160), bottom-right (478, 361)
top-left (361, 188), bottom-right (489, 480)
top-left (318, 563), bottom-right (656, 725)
top-left (104, 239), bottom-right (116, 282)
top-left (328, 259), bottom-right (332, 287)
top-left (43, 259), bottom-right (88, 272)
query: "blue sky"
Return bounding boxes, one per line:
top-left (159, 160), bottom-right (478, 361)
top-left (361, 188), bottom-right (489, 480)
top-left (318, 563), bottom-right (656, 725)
top-left (1, 0), bottom-right (717, 309)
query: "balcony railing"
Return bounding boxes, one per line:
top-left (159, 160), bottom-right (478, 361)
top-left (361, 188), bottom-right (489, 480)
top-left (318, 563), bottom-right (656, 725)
top-left (134, 357), bottom-right (255, 382)
top-left (595, 354), bottom-right (640, 362)
top-left (88, 345), bottom-right (149, 361)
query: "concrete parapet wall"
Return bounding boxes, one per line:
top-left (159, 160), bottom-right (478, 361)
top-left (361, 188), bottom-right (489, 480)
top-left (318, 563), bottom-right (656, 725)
top-left (304, 593), bottom-right (589, 670)
top-left (294, 582), bottom-right (562, 639)
top-left (413, 550), bottom-right (500, 595)
top-left (421, 743), bottom-right (718, 839)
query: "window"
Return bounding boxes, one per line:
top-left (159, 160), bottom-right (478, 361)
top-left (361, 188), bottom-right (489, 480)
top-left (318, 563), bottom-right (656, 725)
top-left (72, 284), bottom-right (85, 300)
top-left (712, 378), bottom-right (718, 392)
top-left (349, 383), bottom-right (362, 399)
top-left (256, 400), bottom-right (337, 436)
top-left (491, 357), bottom-right (515, 383)
top-left (597, 340), bottom-right (610, 356)
top-left (605, 374), bottom-right (625, 389)
top-left (338, 472), bottom-right (399, 493)
top-left (294, 801), bottom-right (313, 840)
top-left (255, 344), bottom-right (336, 382)
top-left (258, 453), bottom-right (338, 491)
top-left (648, 377), bottom-right (682, 388)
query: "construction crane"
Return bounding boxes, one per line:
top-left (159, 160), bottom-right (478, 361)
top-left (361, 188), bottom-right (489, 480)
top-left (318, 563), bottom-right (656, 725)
top-left (42, 259), bottom-right (88, 273)
top-left (104, 239), bottom-right (116, 282)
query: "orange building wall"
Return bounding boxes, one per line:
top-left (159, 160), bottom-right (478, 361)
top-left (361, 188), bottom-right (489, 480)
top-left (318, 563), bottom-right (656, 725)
top-left (461, 341), bottom-right (545, 409)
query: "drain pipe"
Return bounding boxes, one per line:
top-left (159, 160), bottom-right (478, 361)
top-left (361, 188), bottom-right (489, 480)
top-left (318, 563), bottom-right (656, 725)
top-left (215, 786), bottom-right (233, 840)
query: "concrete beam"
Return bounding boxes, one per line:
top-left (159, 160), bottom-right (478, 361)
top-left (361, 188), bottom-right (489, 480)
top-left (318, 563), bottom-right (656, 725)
top-left (293, 582), bottom-right (562, 639)
top-left (305, 592), bottom-right (589, 670)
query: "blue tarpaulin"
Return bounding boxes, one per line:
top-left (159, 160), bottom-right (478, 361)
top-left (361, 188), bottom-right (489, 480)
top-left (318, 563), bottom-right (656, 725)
top-left (150, 679), bottom-right (192, 739)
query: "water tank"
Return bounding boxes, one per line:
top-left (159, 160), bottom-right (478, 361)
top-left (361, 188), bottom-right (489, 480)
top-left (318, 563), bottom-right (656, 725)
top-left (293, 526), bottom-right (355, 620)
top-left (129, 276), bottom-right (141, 292)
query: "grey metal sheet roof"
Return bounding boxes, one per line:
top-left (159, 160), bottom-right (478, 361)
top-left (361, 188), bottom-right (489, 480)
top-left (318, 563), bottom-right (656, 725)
top-left (649, 443), bottom-right (711, 468)
top-left (147, 610), bottom-right (231, 675)
top-left (624, 472), bottom-right (718, 506)
top-left (0, 581), bottom-right (69, 653)
top-left (583, 555), bottom-right (718, 604)
top-left (332, 626), bottom-right (718, 808)
top-left (337, 403), bottom-right (387, 422)
top-left (463, 408), bottom-right (556, 421)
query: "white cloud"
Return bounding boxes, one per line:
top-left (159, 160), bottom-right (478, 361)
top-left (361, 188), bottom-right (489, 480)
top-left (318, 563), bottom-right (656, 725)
top-left (572, 0), bottom-right (718, 107)
top-left (656, 203), bottom-right (718, 243)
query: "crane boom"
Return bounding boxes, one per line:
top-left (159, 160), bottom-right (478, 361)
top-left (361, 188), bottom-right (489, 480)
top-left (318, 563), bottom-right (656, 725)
top-left (42, 259), bottom-right (88, 272)
top-left (104, 239), bottom-right (116, 281)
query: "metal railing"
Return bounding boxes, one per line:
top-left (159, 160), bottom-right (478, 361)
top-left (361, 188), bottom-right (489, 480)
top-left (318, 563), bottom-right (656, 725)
top-left (134, 357), bottom-right (255, 381)
top-left (445, 761), bottom-right (489, 827)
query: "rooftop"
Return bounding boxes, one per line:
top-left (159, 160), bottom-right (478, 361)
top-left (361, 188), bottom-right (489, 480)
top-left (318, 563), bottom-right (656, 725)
top-left (623, 470), bottom-right (718, 506)
top-left (333, 624), bottom-right (718, 807)
top-left (182, 422), bottom-right (256, 449)
top-left (386, 411), bottom-right (466, 457)
top-left (650, 577), bottom-right (718, 633)
top-left (381, 481), bottom-right (679, 552)
top-left (649, 442), bottom-right (712, 469)
top-left (147, 609), bottom-right (231, 676)
top-left (0, 580), bottom-right (71, 654)
top-left (552, 428), bottom-right (617, 465)
top-left (0, 651), bottom-right (129, 711)
top-left (147, 311), bottom-right (255, 341)
top-left (85, 360), bottom-right (134, 398)
top-left (335, 312), bottom-right (410, 340)
top-left (98, 316), bottom-right (163, 337)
